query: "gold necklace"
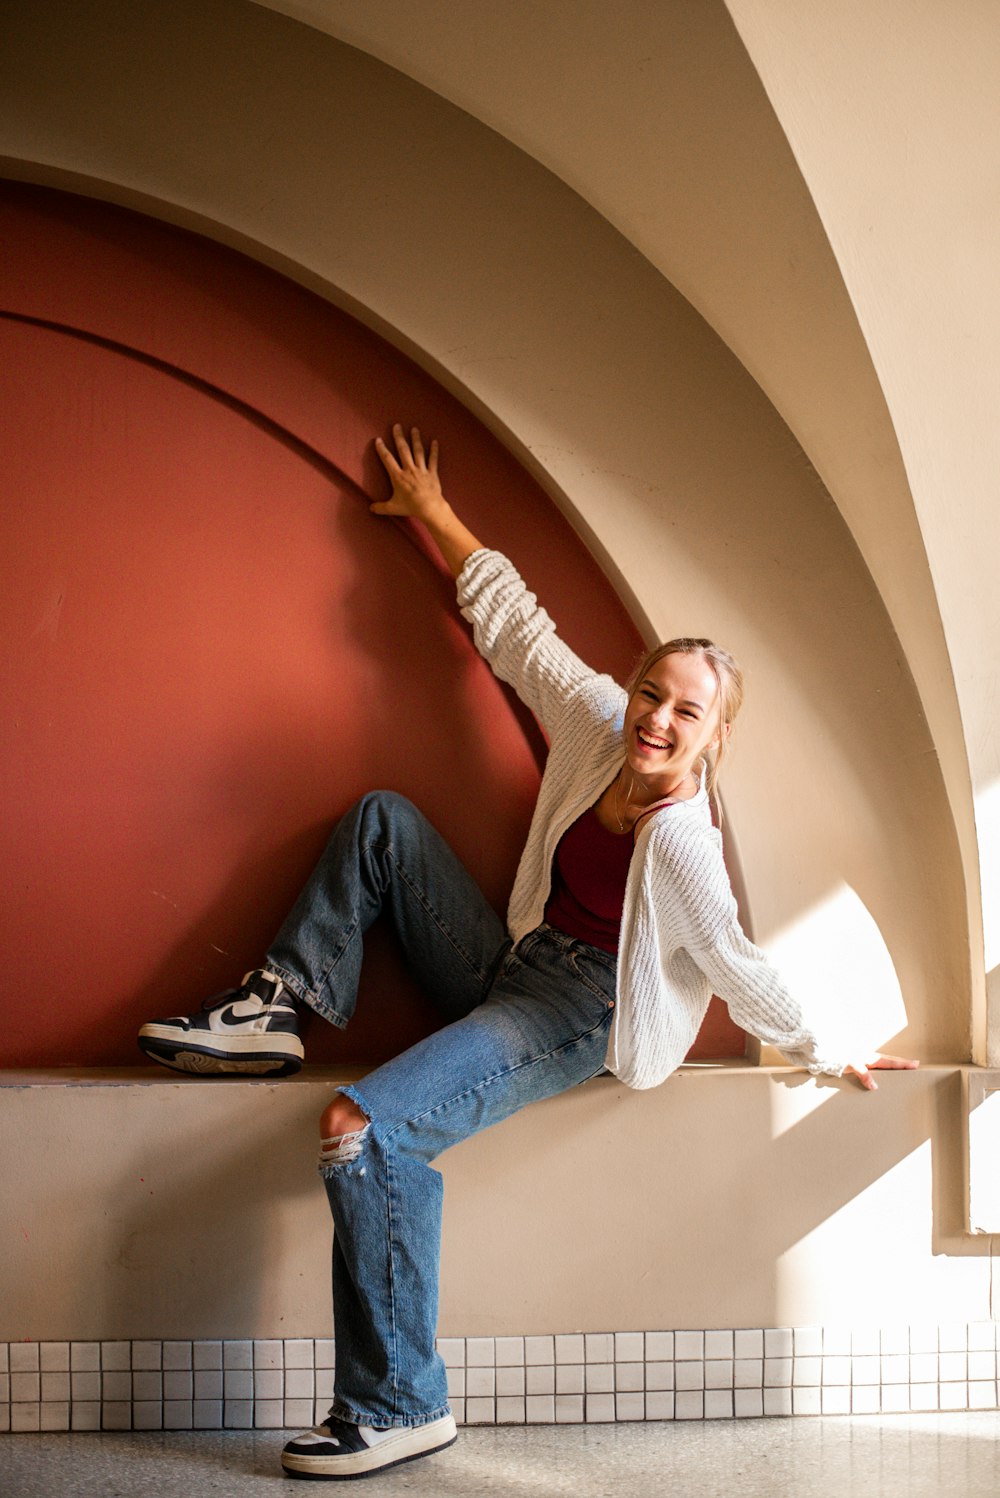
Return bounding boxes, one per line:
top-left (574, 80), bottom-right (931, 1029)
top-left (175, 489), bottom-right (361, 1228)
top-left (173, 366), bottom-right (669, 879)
top-left (615, 766), bottom-right (696, 832)
top-left (615, 767), bottom-right (636, 832)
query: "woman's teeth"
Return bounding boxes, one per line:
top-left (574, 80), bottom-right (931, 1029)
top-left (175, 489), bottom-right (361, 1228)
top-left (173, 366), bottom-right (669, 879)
top-left (637, 727), bottom-right (669, 750)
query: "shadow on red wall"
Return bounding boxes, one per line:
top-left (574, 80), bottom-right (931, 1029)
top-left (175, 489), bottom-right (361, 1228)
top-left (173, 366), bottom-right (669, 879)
top-left (1, 181), bottom-right (743, 1067)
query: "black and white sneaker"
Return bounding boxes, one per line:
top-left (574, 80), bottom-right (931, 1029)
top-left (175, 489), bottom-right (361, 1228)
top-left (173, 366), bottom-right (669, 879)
top-left (137, 969), bottom-right (304, 1077)
top-left (281, 1410), bottom-right (457, 1481)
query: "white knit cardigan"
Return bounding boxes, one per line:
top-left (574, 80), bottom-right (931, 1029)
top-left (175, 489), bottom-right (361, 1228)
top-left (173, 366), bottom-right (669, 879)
top-left (457, 548), bottom-right (847, 1089)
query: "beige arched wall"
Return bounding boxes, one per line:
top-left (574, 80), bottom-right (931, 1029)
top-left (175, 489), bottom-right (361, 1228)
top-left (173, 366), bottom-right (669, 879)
top-left (723, 0), bottom-right (1000, 1064)
top-left (2, 0), bottom-right (992, 1344)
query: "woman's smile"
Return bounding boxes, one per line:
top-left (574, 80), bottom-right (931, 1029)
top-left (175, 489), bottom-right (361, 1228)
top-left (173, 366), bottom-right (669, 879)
top-left (635, 725), bottom-right (671, 753)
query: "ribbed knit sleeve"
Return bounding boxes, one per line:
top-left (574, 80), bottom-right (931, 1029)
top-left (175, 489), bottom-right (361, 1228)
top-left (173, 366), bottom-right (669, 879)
top-left (456, 549), bottom-right (599, 736)
top-left (646, 816), bottom-right (845, 1079)
top-left (687, 932), bottom-right (846, 1077)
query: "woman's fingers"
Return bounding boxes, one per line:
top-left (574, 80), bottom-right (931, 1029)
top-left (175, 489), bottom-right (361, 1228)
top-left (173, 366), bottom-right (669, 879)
top-left (390, 422), bottom-right (428, 471)
top-left (395, 422), bottom-right (434, 467)
top-left (843, 1053), bottom-right (920, 1091)
top-left (374, 435), bottom-right (401, 477)
top-left (376, 425), bottom-right (434, 474)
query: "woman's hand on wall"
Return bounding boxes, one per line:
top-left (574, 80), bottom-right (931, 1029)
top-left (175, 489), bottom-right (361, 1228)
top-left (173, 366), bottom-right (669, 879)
top-left (373, 424), bottom-right (444, 522)
top-left (373, 424), bottom-right (486, 578)
top-left (843, 1053), bottom-right (920, 1091)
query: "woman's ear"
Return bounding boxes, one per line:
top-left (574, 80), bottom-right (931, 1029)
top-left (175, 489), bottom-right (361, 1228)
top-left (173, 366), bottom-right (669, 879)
top-left (709, 720), bottom-right (732, 752)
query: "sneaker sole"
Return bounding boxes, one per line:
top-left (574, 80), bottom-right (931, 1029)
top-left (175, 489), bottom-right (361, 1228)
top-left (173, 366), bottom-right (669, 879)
top-left (281, 1418), bottom-right (458, 1480)
top-left (138, 1023), bottom-right (304, 1058)
top-left (137, 1037), bottom-right (302, 1077)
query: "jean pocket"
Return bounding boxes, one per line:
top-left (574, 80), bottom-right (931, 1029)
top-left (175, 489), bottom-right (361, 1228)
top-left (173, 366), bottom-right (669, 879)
top-left (566, 947), bottom-right (616, 1004)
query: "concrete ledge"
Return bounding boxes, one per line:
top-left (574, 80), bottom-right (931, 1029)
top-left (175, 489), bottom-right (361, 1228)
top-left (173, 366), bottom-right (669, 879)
top-left (0, 1060), bottom-right (961, 1087)
top-left (2, 1063), bottom-right (986, 1345)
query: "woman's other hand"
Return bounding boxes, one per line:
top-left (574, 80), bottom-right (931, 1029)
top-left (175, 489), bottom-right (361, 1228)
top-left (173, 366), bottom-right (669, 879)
top-left (372, 423), bottom-right (486, 578)
top-left (843, 1054), bottom-right (920, 1091)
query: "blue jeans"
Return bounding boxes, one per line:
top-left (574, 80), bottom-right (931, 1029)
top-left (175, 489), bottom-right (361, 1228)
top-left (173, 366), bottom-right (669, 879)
top-left (266, 791), bottom-right (616, 1429)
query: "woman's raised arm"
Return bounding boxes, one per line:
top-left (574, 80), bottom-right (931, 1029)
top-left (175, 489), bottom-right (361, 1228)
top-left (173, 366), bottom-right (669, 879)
top-left (373, 424), bottom-right (485, 578)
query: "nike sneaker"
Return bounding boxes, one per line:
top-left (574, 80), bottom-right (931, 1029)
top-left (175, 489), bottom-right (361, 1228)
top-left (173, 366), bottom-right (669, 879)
top-left (137, 968), bottom-right (304, 1077)
top-left (281, 1410), bottom-right (457, 1480)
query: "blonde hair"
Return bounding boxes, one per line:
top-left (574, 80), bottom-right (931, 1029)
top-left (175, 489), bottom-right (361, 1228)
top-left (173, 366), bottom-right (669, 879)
top-left (626, 638), bottom-right (744, 799)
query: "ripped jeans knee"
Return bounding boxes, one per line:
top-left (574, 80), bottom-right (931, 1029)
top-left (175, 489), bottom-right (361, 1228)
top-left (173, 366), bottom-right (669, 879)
top-left (318, 1125), bottom-right (370, 1168)
top-left (318, 1088), bottom-right (372, 1169)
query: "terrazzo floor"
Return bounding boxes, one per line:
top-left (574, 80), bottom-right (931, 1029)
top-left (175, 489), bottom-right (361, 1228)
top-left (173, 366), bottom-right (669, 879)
top-left (4, 1414), bottom-right (1000, 1497)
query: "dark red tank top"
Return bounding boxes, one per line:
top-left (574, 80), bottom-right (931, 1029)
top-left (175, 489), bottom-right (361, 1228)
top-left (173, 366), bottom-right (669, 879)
top-left (543, 805), bottom-right (634, 954)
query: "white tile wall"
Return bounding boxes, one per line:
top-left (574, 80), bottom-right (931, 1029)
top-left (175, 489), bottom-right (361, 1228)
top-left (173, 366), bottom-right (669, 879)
top-left (3, 1323), bottom-right (1000, 1431)
top-left (497, 1395), bottom-right (525, 1423)
top-left (676, 1390), bottom-right (704, 1419)
top-left (554, 1335), bottom-right (584, 1364)
top-left (497, 1367), bottom-right (524, 1397)
top-left (586, 1393), bottom-right (615, 1422)
top-left (585, 1333), bottom-right (614, 1363)
top-left (164, 1400), bottom-right (193, 1429)
top-left (764, 1386), bottom-right (793, 1416)
top-left (526, 1394), bottom-right (554, 1423)
top-left (555, 1393), bottom-right (583, 1422)
top-left (555, 1364), bottom-right (583, 1395)
top-left (225, 1400), bottom-right (253, 1428)
top-left (496, 1337), bottom-right (524, 1367)
top-left (735, 1388), bottom-right (763, 1418)
top-left (735, 1330), bottom-right (763, 1360)
top-left (616, 1332), bottom-right (644, 1362)
top-left (526, 1365), bottom-right (554, 1394)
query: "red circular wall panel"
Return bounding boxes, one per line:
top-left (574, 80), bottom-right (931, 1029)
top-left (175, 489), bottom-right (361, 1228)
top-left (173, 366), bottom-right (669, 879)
top-left (0, 182), bottom-right (744, 1067)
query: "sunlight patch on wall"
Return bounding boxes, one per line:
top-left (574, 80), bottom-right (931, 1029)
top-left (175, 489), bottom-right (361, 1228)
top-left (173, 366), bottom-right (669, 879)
top-left (774, 1139), bottom-right (938, 1326)
top-left (763, 882), bottom-right (908, 1068)
top-left (975, 779), bottom-right (1000, 974)
top-left (767, 1066), bottom-right (838, 1140)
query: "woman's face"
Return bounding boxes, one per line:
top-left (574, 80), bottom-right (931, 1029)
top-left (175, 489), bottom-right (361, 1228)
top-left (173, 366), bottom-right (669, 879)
top-left (623, 651), bottom-right (724, 791)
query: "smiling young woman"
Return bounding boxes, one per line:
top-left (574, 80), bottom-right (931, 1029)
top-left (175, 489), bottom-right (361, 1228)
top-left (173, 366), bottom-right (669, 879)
top-left (594, 640), bottom-right (743, 837)
top-left (137, 423), bottom-right (918, 1482)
